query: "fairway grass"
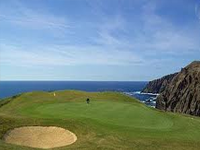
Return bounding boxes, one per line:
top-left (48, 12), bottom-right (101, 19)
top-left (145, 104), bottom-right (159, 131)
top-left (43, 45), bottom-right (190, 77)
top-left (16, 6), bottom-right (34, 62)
top-left (0, 90), bottom-right (200, 150)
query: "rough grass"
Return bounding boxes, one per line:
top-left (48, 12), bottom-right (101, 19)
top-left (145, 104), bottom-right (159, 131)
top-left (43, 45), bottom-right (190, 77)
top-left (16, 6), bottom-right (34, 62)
top-left (0, 90), bottom-right (200, 150)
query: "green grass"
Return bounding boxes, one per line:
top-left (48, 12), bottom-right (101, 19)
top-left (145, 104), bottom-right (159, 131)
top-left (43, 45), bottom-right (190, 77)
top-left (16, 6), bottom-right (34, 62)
top-left (0, 90), bottom-right (200, 150)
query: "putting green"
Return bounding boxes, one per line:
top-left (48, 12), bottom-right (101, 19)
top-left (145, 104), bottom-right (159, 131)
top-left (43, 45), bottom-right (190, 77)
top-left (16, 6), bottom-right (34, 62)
top-left (0, 91), bottom-right (200, 150)
top-left (19, 101), bottom-right (173, 129)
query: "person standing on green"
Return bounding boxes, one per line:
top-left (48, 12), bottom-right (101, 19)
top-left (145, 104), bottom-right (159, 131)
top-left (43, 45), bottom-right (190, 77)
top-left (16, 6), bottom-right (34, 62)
top-left (86, 98), bottom-right (90, 104)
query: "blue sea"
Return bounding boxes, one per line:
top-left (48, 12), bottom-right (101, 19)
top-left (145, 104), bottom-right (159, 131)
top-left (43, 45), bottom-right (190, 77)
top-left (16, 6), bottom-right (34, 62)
top-left (0, 81), bottom-right (157, 107)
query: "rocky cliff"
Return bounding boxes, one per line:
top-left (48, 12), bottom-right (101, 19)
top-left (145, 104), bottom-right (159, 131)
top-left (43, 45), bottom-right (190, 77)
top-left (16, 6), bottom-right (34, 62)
top-left (142, 73), bottom-right (177, 94)
top-left (156, 61), bottom-right (200, 116)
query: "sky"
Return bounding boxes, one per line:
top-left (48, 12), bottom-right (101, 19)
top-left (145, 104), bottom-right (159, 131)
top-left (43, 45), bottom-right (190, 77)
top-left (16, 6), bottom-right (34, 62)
top-left (0, 0), bottom-right (200, 81)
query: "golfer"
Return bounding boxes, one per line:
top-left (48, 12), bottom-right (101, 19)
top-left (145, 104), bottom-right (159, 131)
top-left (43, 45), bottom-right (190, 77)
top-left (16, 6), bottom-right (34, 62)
top-left (86, 98), bottom-right (90, 104)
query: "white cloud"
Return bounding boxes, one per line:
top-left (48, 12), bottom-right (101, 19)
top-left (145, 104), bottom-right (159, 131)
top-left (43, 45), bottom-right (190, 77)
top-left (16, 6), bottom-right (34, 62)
top-left (95, 15), bottom-right (130, 48)
top-left (195, 2), bottom-right (200, 20)
top-left (0, 43), bottom-right (144, 67)
top-left (0, 0), bottom-right (71, 34)
top-left (88, 0), bottom-right (200, 58)
top-left (131, 1), bottom-right (200, 55)
top-left (0, 0), bottom-right (199, 70)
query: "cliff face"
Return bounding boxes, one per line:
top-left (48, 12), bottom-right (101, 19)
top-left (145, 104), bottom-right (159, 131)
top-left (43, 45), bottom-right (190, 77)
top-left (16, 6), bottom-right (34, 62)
top-left (156, 61), bottom-right (200, 116)
top-left (142, 73), bottom-right (177, 94)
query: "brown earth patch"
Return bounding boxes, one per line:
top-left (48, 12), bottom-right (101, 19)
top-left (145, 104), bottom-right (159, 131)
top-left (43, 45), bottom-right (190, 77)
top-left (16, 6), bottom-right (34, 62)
top-left (4, 126), bottom-right (77, 149)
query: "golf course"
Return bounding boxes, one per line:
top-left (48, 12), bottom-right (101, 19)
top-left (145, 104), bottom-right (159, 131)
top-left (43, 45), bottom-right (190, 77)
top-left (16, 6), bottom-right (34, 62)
top-left (0, 90), bottom-right (200, 150)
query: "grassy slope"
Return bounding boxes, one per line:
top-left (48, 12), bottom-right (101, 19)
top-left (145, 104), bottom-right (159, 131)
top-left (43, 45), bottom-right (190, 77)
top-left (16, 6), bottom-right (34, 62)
top-left (0, 90), bottom-right (200, 150)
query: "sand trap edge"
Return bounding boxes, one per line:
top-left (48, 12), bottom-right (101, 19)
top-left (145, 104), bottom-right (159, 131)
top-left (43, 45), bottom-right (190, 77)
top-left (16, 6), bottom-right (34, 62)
top-left (3, 126), bottom-right (77, 149)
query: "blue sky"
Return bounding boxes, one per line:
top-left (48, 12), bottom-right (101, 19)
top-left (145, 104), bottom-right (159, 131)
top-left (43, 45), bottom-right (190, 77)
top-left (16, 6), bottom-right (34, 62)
top-left (0, 0), bottom-right (200, 81)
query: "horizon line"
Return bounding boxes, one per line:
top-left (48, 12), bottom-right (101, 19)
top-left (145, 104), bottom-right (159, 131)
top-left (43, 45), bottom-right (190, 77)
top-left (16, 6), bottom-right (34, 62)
top-left (0, 80), bottom-right (149, 82)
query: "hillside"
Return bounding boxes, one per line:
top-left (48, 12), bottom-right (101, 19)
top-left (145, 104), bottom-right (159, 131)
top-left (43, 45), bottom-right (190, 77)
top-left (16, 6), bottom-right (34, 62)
top-left (142, 73), bottom-right (177, 93)
top-left (156, 61), bottom-right (200, 116)
top-left (0, 90), bottom-right (200, 150)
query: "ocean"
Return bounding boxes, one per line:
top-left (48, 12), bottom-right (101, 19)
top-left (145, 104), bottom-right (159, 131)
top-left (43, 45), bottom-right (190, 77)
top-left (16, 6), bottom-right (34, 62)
top-left (0, 81), bottom-right (157, 107)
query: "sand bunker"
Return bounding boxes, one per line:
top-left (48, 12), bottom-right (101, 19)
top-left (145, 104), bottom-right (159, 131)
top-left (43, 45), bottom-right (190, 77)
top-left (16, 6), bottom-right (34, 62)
top-left (4, 126), bottom-right (77, 149)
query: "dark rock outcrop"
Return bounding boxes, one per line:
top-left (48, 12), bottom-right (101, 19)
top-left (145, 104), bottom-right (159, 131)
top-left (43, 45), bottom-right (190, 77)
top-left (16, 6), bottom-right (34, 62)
top-left (142, 61), bottom-right (200, 116)
top-left (142, 73), bottom-right (177, 94)
top-left (156, 61), bottom-right (200, 116)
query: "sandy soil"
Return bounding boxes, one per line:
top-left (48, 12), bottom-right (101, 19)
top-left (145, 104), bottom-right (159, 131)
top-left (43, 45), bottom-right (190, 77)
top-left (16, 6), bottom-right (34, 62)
top-left (3, 126), bottom-right (77, 149)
